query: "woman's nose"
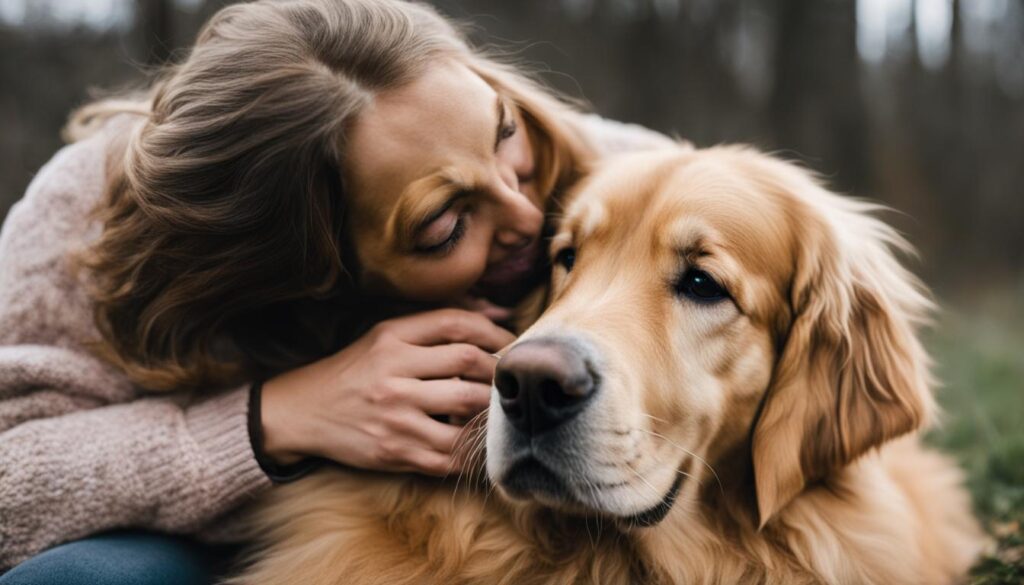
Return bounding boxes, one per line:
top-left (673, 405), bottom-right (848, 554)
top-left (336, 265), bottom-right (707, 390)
top-left (494, 186), bottom-right (543, 248)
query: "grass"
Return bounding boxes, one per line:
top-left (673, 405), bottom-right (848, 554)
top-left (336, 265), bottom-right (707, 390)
top-left (925, 290), bottom-right (1024, 584)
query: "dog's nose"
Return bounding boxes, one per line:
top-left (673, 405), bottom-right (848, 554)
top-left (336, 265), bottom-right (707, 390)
top-left (494, 338), bottom-right (597, 435)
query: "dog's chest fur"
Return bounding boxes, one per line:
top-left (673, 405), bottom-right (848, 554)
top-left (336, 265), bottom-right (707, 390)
top-left (231, 437), bottom-right (978, 585)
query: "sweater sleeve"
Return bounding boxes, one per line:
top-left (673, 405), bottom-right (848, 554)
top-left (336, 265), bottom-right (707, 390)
top-left (0, 386), bottom-right (269, 569)
top-left (567, 112), bottom-right (686, 157)
top-left (0, 120), bottom-right (271, 570)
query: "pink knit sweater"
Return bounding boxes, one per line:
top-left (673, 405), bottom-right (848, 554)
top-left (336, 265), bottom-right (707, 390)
top-left (0, 112), bottom-right (673, 570)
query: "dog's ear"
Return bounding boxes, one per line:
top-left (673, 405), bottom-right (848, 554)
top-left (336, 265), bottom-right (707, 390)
top-left (750, 183), bottom-right (935, 528)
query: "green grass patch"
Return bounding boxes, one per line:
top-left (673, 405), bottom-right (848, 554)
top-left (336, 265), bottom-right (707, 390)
top-left (926, 293), bottom-right (1024, 585)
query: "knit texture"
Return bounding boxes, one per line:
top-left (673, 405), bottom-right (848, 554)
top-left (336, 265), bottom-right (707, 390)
top-left (0, 111), bottom-right (672, 570)
top-left (0, 116), bottom-right (272, 571)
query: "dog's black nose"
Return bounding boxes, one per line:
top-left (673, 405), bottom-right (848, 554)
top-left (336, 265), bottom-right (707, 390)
top-left (494, 338), bottom-right (597, 435)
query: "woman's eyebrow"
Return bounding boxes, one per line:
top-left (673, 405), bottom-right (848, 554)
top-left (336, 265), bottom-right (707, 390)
top-left (493, 95), bottom-right (507, 153)
top-left (414, 190), bottom-right (462, 232)
top-left (392, 171), bottom-right (470, 245)
top-left (402, 183), bottom-right (455, 234)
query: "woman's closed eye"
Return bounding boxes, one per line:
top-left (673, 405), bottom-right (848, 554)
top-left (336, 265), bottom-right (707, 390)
top-left (495, 101), bottom-right (517, 151)
top-left (498, 119), bottom-right (517, 144)
top-left (414, 208), bottom-right (468, 255)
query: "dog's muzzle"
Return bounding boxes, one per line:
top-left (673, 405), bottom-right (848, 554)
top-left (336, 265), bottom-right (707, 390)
top-left (487, 335), bottom-right (683, 525)
top-left (488, 336), bottom-right (601, 506)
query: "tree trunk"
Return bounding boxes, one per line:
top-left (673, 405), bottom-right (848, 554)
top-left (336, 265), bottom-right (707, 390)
top-left (136, 0), bottom-right (173, 65)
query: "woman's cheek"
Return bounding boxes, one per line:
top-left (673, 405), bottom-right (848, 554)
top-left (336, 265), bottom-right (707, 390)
top-left (397, 237), bottom-right (490, 301)
top-left (510, 133), bottom-right (535, 182)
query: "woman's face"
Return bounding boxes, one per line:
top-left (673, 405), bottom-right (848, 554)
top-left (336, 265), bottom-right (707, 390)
top-left (343, 61), bottom-right (542, 305)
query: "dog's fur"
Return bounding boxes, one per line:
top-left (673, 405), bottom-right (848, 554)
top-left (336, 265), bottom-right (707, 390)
top-left (229, 147), bottom-right (984, 585)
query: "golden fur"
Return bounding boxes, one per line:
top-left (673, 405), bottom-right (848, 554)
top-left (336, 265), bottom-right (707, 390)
top-left (228, 147), bottom-right (983, 585)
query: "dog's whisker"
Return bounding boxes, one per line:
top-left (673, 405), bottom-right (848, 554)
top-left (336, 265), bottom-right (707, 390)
top-left (579, 478), bottom-right (602, 551)
top-left (461, 431), bottom-right (488, 473)
top-left (634, 428), bottom-right (725, 497)
top-left (638, 412), bottom-right (670, 425)
top-left (449, 411), bottom-right (490, 505)
top-left (587, 425), bottom-right (720, 493)
top-left (627, 465), bottom-right (709, 519)
top-left (625, 465), bottom-right (667, 504)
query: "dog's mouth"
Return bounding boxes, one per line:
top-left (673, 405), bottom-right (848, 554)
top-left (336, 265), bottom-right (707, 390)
top-left (500, 458), bottom-right (569, 503)
top-left (623, 475), bottom-right (683, 527)
top-left (497, 456), bottom-right (684, 527)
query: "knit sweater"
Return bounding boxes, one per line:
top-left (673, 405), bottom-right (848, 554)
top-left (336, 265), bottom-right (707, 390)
top-left (0, 111), bottom-right (674, 570)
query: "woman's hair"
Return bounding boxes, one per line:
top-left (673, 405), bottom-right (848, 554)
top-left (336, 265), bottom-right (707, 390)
top-left (70, 0), bottom-right (592, 391)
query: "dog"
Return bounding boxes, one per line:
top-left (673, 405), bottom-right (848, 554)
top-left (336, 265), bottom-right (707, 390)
top-left (228, 146), bottom-right (984, 585)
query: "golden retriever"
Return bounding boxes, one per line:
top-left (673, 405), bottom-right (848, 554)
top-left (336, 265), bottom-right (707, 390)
top-left (228, 146), bottom-right (984, 585)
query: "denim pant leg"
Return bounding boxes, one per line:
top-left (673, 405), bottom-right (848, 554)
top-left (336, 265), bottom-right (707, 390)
top-left (0, 531), bottom-right (227, 585)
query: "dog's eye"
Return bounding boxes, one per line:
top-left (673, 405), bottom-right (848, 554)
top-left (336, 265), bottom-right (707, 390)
top-left (554, 248), bottom-right (576, 272)
top-left (676, 269), bottom-right (727, 302)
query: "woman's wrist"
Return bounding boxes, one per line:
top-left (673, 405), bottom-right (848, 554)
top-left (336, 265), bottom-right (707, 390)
top-left (257, 374), bottom-right (306, 466)
top-left (247, 372), bottom-right (327, 483)
top-left (249, 377), bottom-right (324, 483)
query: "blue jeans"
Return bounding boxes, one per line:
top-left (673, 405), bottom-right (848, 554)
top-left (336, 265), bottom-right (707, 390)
top-left (0, 532), bottom-right (233, 585)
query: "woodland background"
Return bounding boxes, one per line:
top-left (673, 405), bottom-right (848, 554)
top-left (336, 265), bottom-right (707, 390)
top-left (1, 1), bottom-right (1021, 581)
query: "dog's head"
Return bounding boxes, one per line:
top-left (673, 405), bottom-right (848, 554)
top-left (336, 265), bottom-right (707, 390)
top-left (486, 146), bottom-right (934, 527)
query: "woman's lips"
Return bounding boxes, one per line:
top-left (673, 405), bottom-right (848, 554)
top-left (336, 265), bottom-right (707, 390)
top-left (476, 240), bottom-right (543, 288)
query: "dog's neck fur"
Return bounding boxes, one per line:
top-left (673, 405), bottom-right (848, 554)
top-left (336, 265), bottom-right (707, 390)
top-left (449, 435), bottom-right (964, 585)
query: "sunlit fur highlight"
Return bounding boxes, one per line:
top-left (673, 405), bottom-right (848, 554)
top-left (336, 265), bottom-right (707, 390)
top-left (227, 146), bottom-right (983, 585)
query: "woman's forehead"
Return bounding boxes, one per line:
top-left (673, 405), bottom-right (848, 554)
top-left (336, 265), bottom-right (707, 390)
top-left (343, 61), bottom-right (502, 226)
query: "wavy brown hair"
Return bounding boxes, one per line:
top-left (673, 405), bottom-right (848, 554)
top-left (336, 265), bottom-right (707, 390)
top-left (71, 0), bottom-right (592, 391)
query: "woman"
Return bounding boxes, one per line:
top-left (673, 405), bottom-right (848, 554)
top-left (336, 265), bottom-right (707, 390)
top-left (0, 0), bottom-right (671, 583)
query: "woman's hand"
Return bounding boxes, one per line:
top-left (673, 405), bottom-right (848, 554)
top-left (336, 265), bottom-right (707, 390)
top-left (454, 295), bottom-right (515, 323)
top-left (259, 309), bottom-right (515, 476)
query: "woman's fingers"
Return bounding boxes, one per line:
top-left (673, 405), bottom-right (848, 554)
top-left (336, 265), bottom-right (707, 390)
top-left (454, 295), bottom-right (515, 323)
top-left (372, 425), bottom-right (465, 476)
top-left (400, 412), bottom-right (467, 454)
top-left (404, 343), bottom-right (498, 382)
top-left (399, 449), bottom-right (457, 477)
top-left (404, 378), bottom-right (493, 417)
top-left (378, 308), bottom-right (516, 353)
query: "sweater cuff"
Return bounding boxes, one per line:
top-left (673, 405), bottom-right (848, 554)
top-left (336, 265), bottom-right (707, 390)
top-left (184, 386), bottom-right (272, 504)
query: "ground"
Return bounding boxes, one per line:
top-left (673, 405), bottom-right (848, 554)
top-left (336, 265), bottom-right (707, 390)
top-left (926, 291), bottom-right (1024, 585)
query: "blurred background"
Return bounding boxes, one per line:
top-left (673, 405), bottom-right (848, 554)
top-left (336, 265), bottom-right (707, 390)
top-left (1, 1), bottom-right (1021, 581)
